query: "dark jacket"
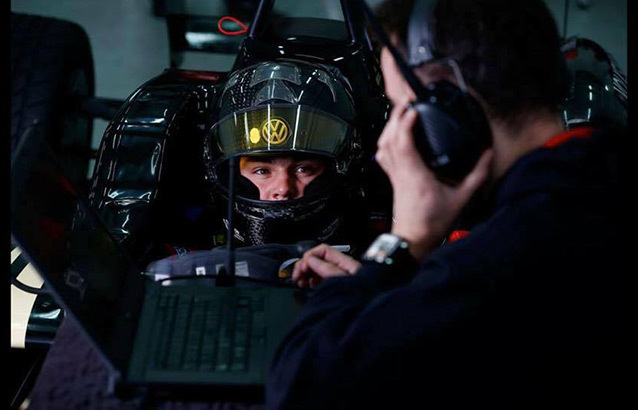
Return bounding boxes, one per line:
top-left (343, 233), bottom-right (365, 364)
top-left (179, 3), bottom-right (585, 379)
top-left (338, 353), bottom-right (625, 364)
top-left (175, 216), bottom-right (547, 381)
top-left (265, 129), bottom-right (629, 409)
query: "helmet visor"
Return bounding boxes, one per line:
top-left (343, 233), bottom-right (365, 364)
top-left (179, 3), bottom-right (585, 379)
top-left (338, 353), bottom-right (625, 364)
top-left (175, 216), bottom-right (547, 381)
top-left (210, 104), bottom-right (353, 160)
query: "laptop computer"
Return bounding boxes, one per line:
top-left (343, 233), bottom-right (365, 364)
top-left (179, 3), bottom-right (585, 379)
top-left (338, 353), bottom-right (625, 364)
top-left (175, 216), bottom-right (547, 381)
top-left (10, 128), bottom-right (305, 402)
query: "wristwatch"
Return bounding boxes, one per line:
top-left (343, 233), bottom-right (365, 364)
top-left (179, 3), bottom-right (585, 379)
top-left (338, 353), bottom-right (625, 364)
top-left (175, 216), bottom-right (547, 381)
top-left (362, 233), bottom-right (412, 265)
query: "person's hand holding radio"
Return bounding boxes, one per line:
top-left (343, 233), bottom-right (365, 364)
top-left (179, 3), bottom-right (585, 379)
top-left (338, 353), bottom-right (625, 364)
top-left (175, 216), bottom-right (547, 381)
top-left (375, 104), bottom-right (493, 262)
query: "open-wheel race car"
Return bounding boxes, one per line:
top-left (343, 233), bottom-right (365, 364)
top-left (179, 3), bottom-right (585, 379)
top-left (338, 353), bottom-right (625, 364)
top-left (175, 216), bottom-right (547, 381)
top-left (9, 0), bottom-right (628, 407)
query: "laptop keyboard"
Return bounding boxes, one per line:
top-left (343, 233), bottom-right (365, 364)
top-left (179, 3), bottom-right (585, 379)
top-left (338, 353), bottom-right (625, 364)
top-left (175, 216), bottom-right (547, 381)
top-left (149, 292), bottom-right (266, 373)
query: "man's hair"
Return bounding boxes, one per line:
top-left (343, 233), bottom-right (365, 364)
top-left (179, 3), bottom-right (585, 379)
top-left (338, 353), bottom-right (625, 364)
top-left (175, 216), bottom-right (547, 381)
top-left (374, 0), bottom-right (416, 45)
top-left (376, 0), bottom-right (569, 121)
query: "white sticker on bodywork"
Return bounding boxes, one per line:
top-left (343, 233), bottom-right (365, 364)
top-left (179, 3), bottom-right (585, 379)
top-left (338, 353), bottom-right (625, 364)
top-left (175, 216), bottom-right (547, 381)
top-left (11, 247), bottom-right (21, 264)
top-left (215, 261), bottom-right (249, 277)
top-left (11, 259), bottom-right (45, 349)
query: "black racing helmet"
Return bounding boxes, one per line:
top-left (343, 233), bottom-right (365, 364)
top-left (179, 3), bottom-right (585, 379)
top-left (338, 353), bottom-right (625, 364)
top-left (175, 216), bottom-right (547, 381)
top-left (560, 37), bottom-right (628, 131)
top-left (203, 60), bottom-right (363, 246)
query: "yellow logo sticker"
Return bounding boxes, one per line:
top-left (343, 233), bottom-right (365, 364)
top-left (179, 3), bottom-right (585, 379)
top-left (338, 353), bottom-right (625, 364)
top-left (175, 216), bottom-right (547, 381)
top-left (249, 127), bottom-right (261, 144)
top-left (261, 118), bottom-right (289, 145)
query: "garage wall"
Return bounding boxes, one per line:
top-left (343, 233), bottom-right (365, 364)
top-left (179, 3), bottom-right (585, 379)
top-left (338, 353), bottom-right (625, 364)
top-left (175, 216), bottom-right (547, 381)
top-left (11, 0), bottom-right (171, 156)
top-left (545, 0), bottom-right (627, 72)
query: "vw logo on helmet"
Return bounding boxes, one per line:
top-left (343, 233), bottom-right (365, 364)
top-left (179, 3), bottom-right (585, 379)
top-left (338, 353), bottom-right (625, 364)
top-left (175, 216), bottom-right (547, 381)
top-left (261, 118), bottom-right (290, 145)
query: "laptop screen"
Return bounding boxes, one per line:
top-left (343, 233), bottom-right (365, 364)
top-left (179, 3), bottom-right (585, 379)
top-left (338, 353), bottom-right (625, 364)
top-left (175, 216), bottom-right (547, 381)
top-left (11, 131), bottom-right (144, 371)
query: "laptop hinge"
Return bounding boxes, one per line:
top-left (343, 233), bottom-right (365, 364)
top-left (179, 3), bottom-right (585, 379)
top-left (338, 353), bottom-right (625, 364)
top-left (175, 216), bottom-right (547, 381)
top-left (109, 371), bottom-right (149, 403)
top-left (106, 370), bottom-right (121, 395)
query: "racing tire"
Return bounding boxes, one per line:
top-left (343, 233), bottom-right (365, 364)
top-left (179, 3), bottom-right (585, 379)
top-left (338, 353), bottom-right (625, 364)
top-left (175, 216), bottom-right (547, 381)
top-left (11, 12), bottom-right (95, 189)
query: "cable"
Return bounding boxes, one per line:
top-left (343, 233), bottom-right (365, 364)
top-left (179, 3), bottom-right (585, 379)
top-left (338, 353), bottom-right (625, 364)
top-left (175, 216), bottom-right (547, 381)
top-left (563, 0), bottom-right (570, 40)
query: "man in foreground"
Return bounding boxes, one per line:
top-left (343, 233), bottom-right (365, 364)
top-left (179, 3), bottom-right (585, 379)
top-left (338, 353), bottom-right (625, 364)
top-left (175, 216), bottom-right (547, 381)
top-left (265, 0), bottom-right (627, 407)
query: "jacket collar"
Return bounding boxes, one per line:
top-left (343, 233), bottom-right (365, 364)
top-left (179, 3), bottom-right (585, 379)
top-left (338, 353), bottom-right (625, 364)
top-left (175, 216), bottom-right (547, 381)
top-left (494, 127), bottom-right (609, 207)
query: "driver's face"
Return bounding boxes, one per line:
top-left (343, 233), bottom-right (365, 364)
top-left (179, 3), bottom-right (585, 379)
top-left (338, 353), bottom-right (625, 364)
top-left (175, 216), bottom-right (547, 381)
top-left (239, 155), bottom-right (326, 201)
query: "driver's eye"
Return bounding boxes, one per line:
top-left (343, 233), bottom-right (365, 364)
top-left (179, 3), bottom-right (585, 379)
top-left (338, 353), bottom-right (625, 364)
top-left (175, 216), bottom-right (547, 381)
top-left (296, 165), bottom-right (316, 175)
top-left (253, 168), bottom-right (270, 175)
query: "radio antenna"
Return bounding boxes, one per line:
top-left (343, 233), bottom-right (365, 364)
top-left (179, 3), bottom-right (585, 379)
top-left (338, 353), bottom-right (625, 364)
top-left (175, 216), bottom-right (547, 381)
top-left (216, 156), bottom-right (237, 286)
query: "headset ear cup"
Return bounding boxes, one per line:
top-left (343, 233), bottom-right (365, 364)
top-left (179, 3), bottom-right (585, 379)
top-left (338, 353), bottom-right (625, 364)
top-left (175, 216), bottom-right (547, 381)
top-left (410, 81), bottom-right (491, 184)
top-left (411, 101), bottom-right (467, 183)
top-left (411, 102), bottom-right (441, 167)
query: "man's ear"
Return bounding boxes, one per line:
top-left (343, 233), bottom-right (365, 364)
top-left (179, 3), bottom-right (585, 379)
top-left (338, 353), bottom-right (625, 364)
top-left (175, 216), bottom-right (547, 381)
top-left (380, 44), bottom-right (416, 106)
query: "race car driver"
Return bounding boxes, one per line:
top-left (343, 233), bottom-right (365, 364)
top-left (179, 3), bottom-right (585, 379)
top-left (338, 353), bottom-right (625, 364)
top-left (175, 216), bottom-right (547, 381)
top-left (204, 60), bottom-right (372, 250)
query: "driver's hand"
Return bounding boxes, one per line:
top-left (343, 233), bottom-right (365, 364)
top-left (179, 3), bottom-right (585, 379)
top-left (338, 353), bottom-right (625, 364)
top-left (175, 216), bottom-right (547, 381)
top-left (375, 105), bottom-right (493, 262)
top-left (292, 244), bottom-right (361, 289)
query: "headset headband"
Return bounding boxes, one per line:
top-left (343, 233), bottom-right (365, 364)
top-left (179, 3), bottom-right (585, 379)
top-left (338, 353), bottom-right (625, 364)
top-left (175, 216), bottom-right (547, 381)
top-left (407, 0), bottom-right (438, 66)
top-left (358, 0), bottom-right (431, 100)
top-left (360, 0), bottom-right (469, 97)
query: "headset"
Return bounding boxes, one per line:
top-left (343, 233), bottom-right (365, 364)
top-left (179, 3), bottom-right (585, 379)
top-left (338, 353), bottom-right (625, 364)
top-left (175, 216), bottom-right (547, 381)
top-left (360, 0), bottom-right (492, 184)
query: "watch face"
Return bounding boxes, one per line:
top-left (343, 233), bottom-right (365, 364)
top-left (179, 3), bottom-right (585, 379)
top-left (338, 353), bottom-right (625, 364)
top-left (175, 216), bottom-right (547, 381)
top-left (364, 233), bottom-right (402, 264)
